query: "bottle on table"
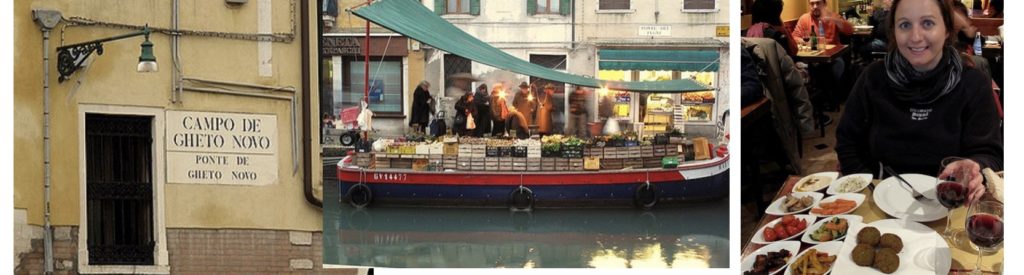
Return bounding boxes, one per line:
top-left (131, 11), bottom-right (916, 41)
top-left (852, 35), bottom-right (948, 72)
top-left (810, 26), bottom-right (819, 51)
top-left (974, 32), bottom-right (984, 56)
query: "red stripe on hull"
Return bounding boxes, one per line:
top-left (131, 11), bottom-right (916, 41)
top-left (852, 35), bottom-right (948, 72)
top-left (337, 156), bottom-right (729, 186)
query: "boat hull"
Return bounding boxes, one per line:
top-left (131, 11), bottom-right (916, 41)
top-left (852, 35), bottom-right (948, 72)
top-left (337, 156), bottom-right (729, 208)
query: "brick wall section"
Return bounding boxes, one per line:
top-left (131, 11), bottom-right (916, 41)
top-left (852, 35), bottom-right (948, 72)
top-left (15, 227), bottom-right (78, 275)
top-left (15, 226), bottom-right (359, 275)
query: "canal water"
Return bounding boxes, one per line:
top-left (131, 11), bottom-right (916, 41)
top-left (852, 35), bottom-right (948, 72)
top-left (322, 175), bottom-right (730, 268)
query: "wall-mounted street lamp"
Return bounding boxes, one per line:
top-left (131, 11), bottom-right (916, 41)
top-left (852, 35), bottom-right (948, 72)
top-left (56, 25), bottom-right (157, 83)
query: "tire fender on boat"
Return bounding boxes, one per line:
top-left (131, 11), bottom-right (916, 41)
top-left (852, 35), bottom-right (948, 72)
top-left (509, 186), bottom-right (534, 211)
top-left (634, 182), bottom-right (658, 209)
top-left (346, 183), bottom-right (373, 208)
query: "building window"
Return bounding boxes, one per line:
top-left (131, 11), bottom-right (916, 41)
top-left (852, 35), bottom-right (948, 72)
top-left (341, 57), bottom-right (405, 115)
top-left (683, 0), bottom-right (716, 11)
top-left (599, 0), bottom-right (630, 10)
top-left (85, 114), bottom-right (155, 266)
top-left (536, 0), bottom-right (560, 14)
top-left (444, 54), bottom-right (473, 97)
top-left (447, 0), bottom-right (471, 14)
top-left (78, 105), bottom-right (168, 274)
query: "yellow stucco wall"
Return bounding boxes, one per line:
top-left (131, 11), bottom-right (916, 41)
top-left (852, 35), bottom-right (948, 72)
top-left (15, 0), bottom-right (322, 231)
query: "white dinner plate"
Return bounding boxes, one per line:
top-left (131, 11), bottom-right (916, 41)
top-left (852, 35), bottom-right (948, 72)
top-left (784, 241), bottom-right (844, 275)
top-left (792, 172), bottom-right (840, 193)
top-left (832, 219), bottom-right (952, 275)
top-left (743, 241), bottom-right (801, 275)
top-left (874, 174), bottom-right (948, 222)
top-left (827, 173), bottom-right (873, 195)
top-left (766, 192), bottom-right (825, 216)
top-left (810, 193), bottom-right (866, 218)
top-left (802, 215), bottom-right (864, 244)
top-left (752, 214), bottom-right (816, 244)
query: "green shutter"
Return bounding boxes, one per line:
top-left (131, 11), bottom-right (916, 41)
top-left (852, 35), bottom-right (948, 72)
top-left (434, 0), bottom-right (445, 15)
top-left (470, 0), bottom-right (480, 15)
top-left (527, 0), bottom-right (537, 15)
top-left (559, 0), bottom-right (570, 15)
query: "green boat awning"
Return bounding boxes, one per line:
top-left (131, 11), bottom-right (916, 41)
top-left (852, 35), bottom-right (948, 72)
top-left (599, 49), bottom-right (720, 71)
top-left (351, 0), bottom-right (712, 93)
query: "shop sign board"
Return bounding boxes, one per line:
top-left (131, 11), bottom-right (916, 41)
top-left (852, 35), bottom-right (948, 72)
top-left (166, 111), bottom-right (278, 185)
top-left (639, 25), bottom-right (671, 36)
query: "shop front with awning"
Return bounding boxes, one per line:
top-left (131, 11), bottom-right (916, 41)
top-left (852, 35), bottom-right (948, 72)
top-left (596, 48), bottom-right (722, 135)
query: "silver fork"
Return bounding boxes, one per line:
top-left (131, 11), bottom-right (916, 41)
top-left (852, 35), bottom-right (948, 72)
top-left (882, 165), bottom-right (929, 202)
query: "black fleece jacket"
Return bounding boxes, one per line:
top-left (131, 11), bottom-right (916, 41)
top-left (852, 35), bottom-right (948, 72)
top-left (835, 61), bottom-right (1002, 176)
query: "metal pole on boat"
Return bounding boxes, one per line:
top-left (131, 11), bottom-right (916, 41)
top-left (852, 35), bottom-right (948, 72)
top-left (364, 0), bottom-right (370, 102)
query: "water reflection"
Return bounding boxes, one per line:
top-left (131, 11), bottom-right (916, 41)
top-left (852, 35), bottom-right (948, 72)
top-left (323, 183), bottom-right (729, 268)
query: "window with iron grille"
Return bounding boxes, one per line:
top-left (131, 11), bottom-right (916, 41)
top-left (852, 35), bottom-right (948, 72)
top-left (444, 54), bottom-right (473, 97)
top-left (85, 114), bottom-right (154, 266)
top-left (683, 0), bottom-right (716, 11)
top-left (599, 0), bottom-right (630, 10)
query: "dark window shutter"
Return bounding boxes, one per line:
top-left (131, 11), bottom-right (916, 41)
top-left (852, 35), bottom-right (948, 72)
top-left (435, 0), bottom-right (445, 15)
top-left (527, 0), bottom-right (537, 15)
top-left (599, 0), bottom-right (630, 10)
top-left (684, 0), bottom-right (716, 10)
top-left (470, 0), bottom-right (480, 15)
top-left (559, 0), bottom-right (570, 15)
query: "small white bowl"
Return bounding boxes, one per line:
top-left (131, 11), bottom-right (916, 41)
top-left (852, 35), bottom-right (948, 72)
top-left (792, 172), bottom-right (839, 193)
top-left (783, 241), bottom-right (843, 275)
top-left (801, 215), bottom-right (863, 244)
top-left (826, 173), bottom-right (873, 195)
top-left (751, 214), bottom-right (816, 244)
top-left (742, 241), bottom-right (801, 275)
top-left (766, 192), bottom-right (824, 216)
top-left (809, 193), bottom-right (865, 218)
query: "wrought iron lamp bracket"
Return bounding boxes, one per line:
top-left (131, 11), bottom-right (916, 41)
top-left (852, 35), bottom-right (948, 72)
top-left (55, 26), bottom-right (151, 83)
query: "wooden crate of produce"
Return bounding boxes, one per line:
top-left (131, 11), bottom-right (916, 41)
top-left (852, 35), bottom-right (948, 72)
top-left (585, 147), bottom-right (602, 157)
top-left (641, 145), bottom-right (654, 157)
top-left (644, 157), bottom-right (662, 168)
top-left (412, 159), bottom-right (430, 171)
top-left (444, 143), bottom-right (459, 156)
top-left (653, 145), bottom-right (667, 157)
top-left (623, 158), bottom-right (643, 169)
top-left (391, 158), bottom-right (413, 169)
top-left (602, 147), bottom-right (618, 159)
top-left (601, 159), bottom-right (624, 170)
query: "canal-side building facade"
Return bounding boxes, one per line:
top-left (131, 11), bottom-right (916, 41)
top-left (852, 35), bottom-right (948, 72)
top-left (13, 0), bottom-right (338, 273)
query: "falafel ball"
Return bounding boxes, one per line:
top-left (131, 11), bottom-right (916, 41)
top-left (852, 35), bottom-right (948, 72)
top-left (879, 233), bottom-right (904, 252)
top-left (858, 226), bottom-right (881, 246)
top-left (873, 248), bottom-right (900, 273)
top-left (851, 243), bottom-right (876, 266)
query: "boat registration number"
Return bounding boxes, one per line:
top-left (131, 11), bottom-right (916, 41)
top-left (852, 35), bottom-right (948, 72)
top-left (373, 173), bottom-right (408, 182)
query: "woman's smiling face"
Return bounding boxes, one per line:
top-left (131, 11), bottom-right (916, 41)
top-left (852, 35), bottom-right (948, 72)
top-left (893, 0), bottom-right (950, 71)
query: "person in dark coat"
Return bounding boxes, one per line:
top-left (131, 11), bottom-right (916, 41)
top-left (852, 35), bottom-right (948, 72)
top-left (473, 83), bottom-right (492, 137)
top-left (565, 86), bottom-right (589, 137)
top-left (409, 81), bottom-right (433, 133)
top-left (453, 90), bottom-right (477, 137)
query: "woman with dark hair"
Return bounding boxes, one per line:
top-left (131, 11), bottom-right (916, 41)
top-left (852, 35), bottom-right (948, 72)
top-left (835, 0), bottom-right (1001, 204)
top-left (745, 0), bottom-right (797, 56)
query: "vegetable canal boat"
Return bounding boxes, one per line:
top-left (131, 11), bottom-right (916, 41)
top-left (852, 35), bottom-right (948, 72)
top-left (336, 138), bottom-right (729, 210)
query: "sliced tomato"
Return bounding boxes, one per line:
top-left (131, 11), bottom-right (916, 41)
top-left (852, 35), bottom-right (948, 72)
top-left (764, 228), bottom-right (777, 242)
top-left (786, 225), bottom-right (801, 236)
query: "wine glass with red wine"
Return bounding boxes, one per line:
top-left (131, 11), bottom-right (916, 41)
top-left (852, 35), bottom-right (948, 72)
top-left (936, 157), bottom-right (969, 241)
top-left (965, 200), bottom-right (1002, 275)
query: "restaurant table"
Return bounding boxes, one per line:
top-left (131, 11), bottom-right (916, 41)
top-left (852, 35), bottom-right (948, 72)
top-left (795, 44), bottom-right (850, 64)
top-left (741, 175), bottom-right (1004, 274)
top-left (740, 97), bottom-right (773, 215)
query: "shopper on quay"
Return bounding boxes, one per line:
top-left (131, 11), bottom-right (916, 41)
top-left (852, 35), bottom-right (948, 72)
top-left (473, 83), bottom-right (492, 137)
top-left (565, 86), bottom-right (589, 137)
top-left (835, 0), bottom-right (1001, 204)
top-left (535, 83), bottom-right (556, 136)
top-left (409, 80), bottom-right (433, 133)
top-left (490, 83), bottom-right (510, 137)
top-left (511, 82), bottom-right (537, 138)
top-left (453, 89), bottom-right (477, 136)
